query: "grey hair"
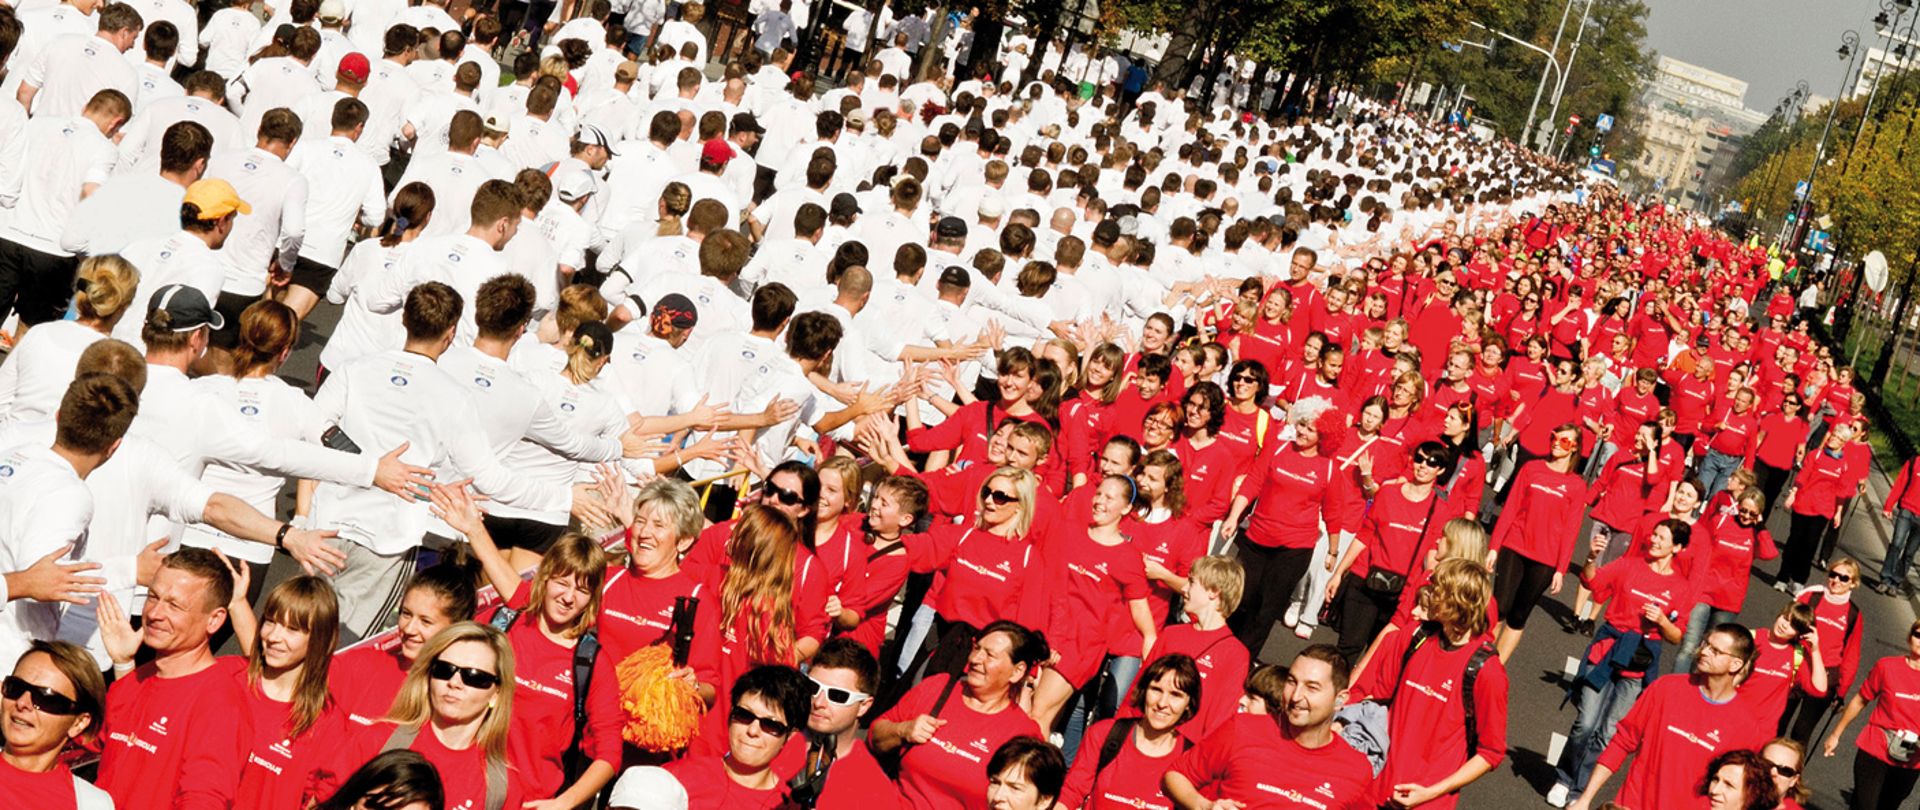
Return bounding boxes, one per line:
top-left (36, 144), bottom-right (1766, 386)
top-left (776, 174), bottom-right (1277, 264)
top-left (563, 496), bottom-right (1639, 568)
top-left (633, 478), bottom-right (704, 541)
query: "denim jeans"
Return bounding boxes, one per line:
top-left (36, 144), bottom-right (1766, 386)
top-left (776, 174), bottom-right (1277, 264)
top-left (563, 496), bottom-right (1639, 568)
top-left (1060, 655), bottom-right (1143, 763)
top-left (1287, 527), bottom-right (1346, 630)
top-left (1697, 449), bottom-right (1743, 501)
top-left (1556, 674), bottom-right (1647, 791)
top-left (1673, 603), bottom-right (1739, 674)
top-left (1585, 440), bottom-right (1620, 481)
top-left (895, 604), bottom-right (937, 675)
top-left (1886, 508), bottom-right (1920, 589)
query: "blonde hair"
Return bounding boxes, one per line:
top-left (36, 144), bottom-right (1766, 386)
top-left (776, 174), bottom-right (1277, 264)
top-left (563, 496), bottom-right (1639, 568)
top-left (719, 506), bottom-right (800, 665)
top-left (1427, 557), bottom-right (1492, 639)
top-left (523, 534), bottom-right (607, 640)
top-left (563, 332), bottom-right (606, 385)
top-left (816, 455), bottom-right (864, 516)
top-left (1436, 518), bottom-right (1489, 569)
top-left (657, 182), bottom-right (692, 236)
top-left (384, 622), bottom-right (515, 763)
top-left (1188, 555), bottom-right (1245, 616)
top-left (977, 467), bottom-right (1039, 536)
top-left (74, 255), bottom-right (139, 322)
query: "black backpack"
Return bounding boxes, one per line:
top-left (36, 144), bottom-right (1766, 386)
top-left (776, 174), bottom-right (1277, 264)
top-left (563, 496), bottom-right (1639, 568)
top-left (1092, 717), bottom-right (1193, 791)
top-left (489, 606), bottom-right (601, 783)
top-left (1386, 621), bottom-right (1497, 758)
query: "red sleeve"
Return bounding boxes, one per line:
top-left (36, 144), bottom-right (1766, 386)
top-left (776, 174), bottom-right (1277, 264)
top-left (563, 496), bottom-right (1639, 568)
top-left (795, 554), bottom-right (830, 643)
top-left (904, 527), bottom-right (957, 574)
top-left (1489, 464), bottom-right (1533, 552)
top-left (1321, 457), bottom-right (1356, 538)
top-left (1756, 530), bottom-right (1779, 562)
top-left (1473, 657), bottom-right (1511, 767)
top-left (1840, 611), bottom-right (1864, 696)
top-left (844, 550), bottom-right (910, 617)
top-left (1167, 719), bottom-right (1235, 793)
top-left (1551, 479), bottom-right (1589, 573)
top-left (1353, 625), bottom-right (1413, 702)
top-left (1013, 542), bottom-right (1053, 633)
top-left (178, 686), bottom-right (257, 810)
top-left (906, 401), bottom-right (980, 453)
top-left (585, 644), bottom-right (625, 767)
top-left (1060, 718), bottom-right (1113, 808)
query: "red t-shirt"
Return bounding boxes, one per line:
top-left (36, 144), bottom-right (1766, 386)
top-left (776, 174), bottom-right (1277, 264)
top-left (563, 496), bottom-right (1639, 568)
top-left (1353, 627), bottom-right (1510, 810)
top-left (1127, 515), bottom-right (1209, 627)
top-left (342, 721), bottom-right (525, 810)
top-left (813, 743), bottom-right (904, 810)
top-left (1607, 388), bottom-right (1659, 443)
top-left (1756, 413), bottom-right (1808, 469)
top-left (1797, 591), bottom-right (1863, 697)
top-left (1044, 528), bottom-right (1150, 682)
top-left (1173, 435), bottom-right (1240, 524)
top-left (664, 754), bottom-right (787, 809)
top-left (1855, 656), bottom-right (1920, 767)
top-left (1167, 713), bottom-right (1373, 810)
top-left (906, 524), bottom-right (1049, 631)
top-left (1061, 719), bottom-right (1185, 810)
top-left (1740, 633), bottom-right (1807, 725)
top-left (1217, 406), bottom-right (1272, 476)
top-left (328, 644), bottom-right (411, 728)
top-left (841, 540), bottom-right (911, 656)
top-left (1145, 623), bottom-right (1251, 743)
top-left (1239, 444), bottom-right (1352, 548)
top-left (98, 657), bottom-right (255, 810)
top-left (490, 582), bottom-right (624, 800)
top-left (878, 676), bottom-right (1042, 810)
top-left (1687, 520), bottom-right (1777, 613)
top-left (1791, 448), bottom-right (1854, 519)
top-left (234, 663), bottom-right (351, 810)
top-left (1597, 674), bottom-right (1775, 810)
top-left (1490, 461), bottom-right (1587, 572)
top-left (0, 759), bottom-right (89, 810)
top-left (1585, 556), bottom-right (1692, 640)
top-left (1353, 482), bottom-right (1449, 577)
top-left (596, 566), bottom-right (724, 689)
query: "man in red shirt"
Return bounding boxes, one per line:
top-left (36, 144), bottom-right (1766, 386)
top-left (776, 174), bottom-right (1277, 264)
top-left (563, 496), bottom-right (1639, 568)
top-left (1163, 644), bottom-right (1374, 810)
top-left (93, 548), bottom-right (255, 810)
top-left (1566, 625), bottom-right (1771, 810)
top-left (790, 638), bottom-right (902, 810)
top-left (1697, 387), bottom-right (1759, 500)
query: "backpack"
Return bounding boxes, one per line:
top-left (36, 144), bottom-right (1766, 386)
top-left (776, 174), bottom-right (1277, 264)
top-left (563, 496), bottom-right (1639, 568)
top-left (1093, 717), bottom-right (1192, 790)
top-left (876, 673), bottom-right (965, 780)
top-left (1384, 621), bottom-right (1497, 758)
top-left (488, 606), bottom-right (601, 783)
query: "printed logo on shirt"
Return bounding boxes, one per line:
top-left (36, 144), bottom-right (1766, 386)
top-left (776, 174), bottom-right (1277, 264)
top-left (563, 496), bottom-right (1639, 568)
top-left (1407, 678), bottom-right (1453, 701)
top-left (1254, 782), bottom-right (1335, 810)
top-left (390, 375), bottom-right (410, 386)
top-left (1097, 792), bottom-right (1172, 810)
top-left (148, 716), bottom-right (170, 736)
top-left (1664, 724), bottom-right (1722, 751)
top-left (0, 466), bottom-right (14, 478)
top-left (929, 736), bottom-right (985, 763)
top-left (474, 376), bottom-right (492, 388)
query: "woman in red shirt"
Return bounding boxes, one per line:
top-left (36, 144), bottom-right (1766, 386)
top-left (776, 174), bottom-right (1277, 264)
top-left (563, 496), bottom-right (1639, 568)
top-left (1133, 450), bottom-right (1210, 629)
top-left (1760, 738), bottom-right (1811, 810)
top-left (329, 548), bottom-right (481, 729)
top-left (872, 621), bottom-right (1048, 810)
top-left (597, 479), bottom-right (725, 708)
top-left (1753, 391), bottom-right (1810, 515)
top-left (1779, 423), bottom-right (1859, 590)
top-left (1327, 441), bottom-right (1454, 664)
top-left (1780, 558), bottom-right (1864, 745)
top-left (1173, 383), bottom-right (1237, 523)
top-left (1061, 343), bottom-right (1126, 486)
top-left (1436, 402), bottom-right (1488, 521)
top-left (1821, 619), bottom-right (1920, 810)
top-left (902, 467), bottom-right (1051, 681)
top-left (1221, 396), bottom-right (1355, 661)
top-left (1, 641), bottom-right (111, 809)
top-left (325, 622), bottom-right (522, 810)
top-left (225, 575), bottom-right (347, 810)
top-left (1060, 655), bottom-right (1201, 810)
top-left (1491, 423), bottom-right (1588, 662)
top-left (1738, 602), bottom-right (1827, 729)
top-left (1029, 476), bottom-right (1154, 736)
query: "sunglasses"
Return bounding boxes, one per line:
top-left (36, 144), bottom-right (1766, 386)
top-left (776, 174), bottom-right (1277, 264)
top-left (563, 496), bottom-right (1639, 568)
top-left (764, 482), bottom-right (807, 506)
top-left (1769, 762), bottom-right (1800, 779)
top-left (1, 676), bottom-right (84, 716)
top-left (980, 486), bottom-right (1019, 505)
top-left (428, 659), bottom-right (501, 690)
top-left (1828, 570), bottom-right (1854, 583)
top-left (809, 677), bottom-right (871, 706)
top-left (1412, 455), bottom-right (1446, 469)
top-left (728, 705), bottom-right (794, 736)
top-left (1230, 375), bottom-right (1259, 384)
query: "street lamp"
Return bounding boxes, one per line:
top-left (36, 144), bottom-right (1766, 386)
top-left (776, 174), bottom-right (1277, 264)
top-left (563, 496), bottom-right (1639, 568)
top-left (1785, 32), bottom-right (1862, 251)
top-left (1852, 0), bottom-right (1917, 157)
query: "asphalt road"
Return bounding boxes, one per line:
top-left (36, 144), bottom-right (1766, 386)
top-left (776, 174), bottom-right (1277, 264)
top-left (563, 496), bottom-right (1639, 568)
top-left (252, 297), bottom-right (1919, 809)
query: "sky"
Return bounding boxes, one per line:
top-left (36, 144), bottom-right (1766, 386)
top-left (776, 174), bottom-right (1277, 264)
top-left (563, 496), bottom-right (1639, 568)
top-left (1640, 0), bottom-right (1881, 110)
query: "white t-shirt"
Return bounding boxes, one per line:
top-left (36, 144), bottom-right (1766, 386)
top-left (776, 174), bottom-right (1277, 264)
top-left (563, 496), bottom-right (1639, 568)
top-left (205, 146), bottom-right (309, 296)
top-left (288, 134), bottom-right (387, 268)
top-left (0, 445), bottom-right (92, 674)
top-left (184, 375), bottom-right (327, 563)
top-left (2, 115), bottom-right (116, 254)
top-left (57, 171), bottom-right (185, 256)
top-left (116, 94), bottom-right (243, 174)
top-left (24, 34), bottom-right (139, 120)
top-left (0, 321), bottom-right (104, 427)
top-left (199, 8), bottom-right (262, 81)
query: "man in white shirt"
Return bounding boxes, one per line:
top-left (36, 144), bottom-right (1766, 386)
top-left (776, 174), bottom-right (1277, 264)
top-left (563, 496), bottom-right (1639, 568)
top-left (600, 109), bottom-right (683, 240)
top-left (231, 26), bottom-right (323, 141)
top-left (404, 60), bottom-right (482, 159)
top-left (655, 2), bottom-right (709, 67)
top-left (632, 227), bottom-right (751, 353)
top-left (845, 174), bottom-right (923, 276)
top-left (356, 25), bottom-right (422, 166)
top-left (203, 108), bottom-right (307, 352)
top-left (499, 79), bottom-right (569, 171)
top-left (17, 4), bottom-right (142, 120)
top-left (669, 138), bottom-right (743, 229)
top-left (740, 202), bottom-right (828, 294)
top-left (750, 0), bottom-right (796, 55)
top-left (538, 171), bottom-right (603, 282)
top-left (0, 90), bottom-right (128, 338)
top-left (394, 110), bottom-right (496, 238)
top-left (456, 17), bottom-right (502, 97)
top-left (376, 179), bottom-right (522, 346)
top-left (61, 120), bottom-right (212, 257)
top-left (0, 372), bottom-right (138, 672)
top-left (130, 23), bottom-right (185, 115)
top-left (116, 71), bottom-right (241, 173)
top-left (200, 0), bottom-right (261, 82)
top-left (4, 0), bottom-right (103, 105)
top-left (112, 179), bottom-right (246, 354)
top-left (310, 280), bottom-right (577, 635)
top-left (285, 96), bottom-right (384, 318)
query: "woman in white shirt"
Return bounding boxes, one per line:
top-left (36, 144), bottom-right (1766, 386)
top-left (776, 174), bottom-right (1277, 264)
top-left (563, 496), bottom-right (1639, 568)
top-left (0, 255), bottom-right (139, 427)
top-left (188, 299), bottom-right (329, 596)
top-left (322, 182), bottom-right (434, 381)
top-left (491, 320), bottom-right (631, 550)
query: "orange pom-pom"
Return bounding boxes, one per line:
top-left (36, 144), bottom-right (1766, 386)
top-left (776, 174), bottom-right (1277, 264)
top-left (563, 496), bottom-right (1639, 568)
top-left (615, 644), bottom-right (705, 752)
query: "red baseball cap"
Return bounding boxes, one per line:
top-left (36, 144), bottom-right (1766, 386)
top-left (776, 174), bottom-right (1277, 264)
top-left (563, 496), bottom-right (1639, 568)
top-left (701, 138), bottom-right (734, 164)
top-left (337, 52), bottom-right (371, 84)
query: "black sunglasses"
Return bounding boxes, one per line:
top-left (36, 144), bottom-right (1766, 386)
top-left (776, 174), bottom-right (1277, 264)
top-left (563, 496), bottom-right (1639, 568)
top-left (764, 482), bottom-right (807, 507)
top-left (1, 676), bottom-right (84, 716)
top-left (1769, 762), bottom-right (1800, 778)
top-left (809, 677), bottom-right (871, 706)
top-left (428, 659), bottom-right (501, 690)
top-left (980, 486), bottom-right (1019, 505)
top-left (1413, 455), bottom-right (1446, 468)
top-left (1828, 570), bottom-right (1854, 583)
top-left (728, 705), bottom-right (793, 736)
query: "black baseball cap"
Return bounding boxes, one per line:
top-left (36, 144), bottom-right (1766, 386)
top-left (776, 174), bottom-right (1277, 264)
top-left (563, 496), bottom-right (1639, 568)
top-left (731, 112), bottom-right (765, 135)
top-left (938, 266), bottom-right (972, 289)
top-left (145, 284), bottom-right (224, 331)
top-left (936, 216), bottom-right (968, 240)
top-left (830, 193), bottom-right (861, 217)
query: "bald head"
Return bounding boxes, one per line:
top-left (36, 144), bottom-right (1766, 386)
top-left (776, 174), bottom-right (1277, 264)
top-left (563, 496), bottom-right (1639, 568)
top-left (1049, 207), bottom-right (1075, 235)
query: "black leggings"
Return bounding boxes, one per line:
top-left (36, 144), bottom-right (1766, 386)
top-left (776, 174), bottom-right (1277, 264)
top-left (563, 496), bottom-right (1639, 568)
top-left (1777, 689), bottom-right (1837, 745)
top-left (1780, 510), bottom-right (1833, 588)
top-left (1852, 748), bottom-right (1920, 810)
top-left (1756, 459), bottom-right (1791, 517)
top-left (1227, 540), bottom-right (1314, 663)
top-left (1493, 550), bottom-right (1557, 630)
top-left (1334, 573), bottom-right (1400, 664)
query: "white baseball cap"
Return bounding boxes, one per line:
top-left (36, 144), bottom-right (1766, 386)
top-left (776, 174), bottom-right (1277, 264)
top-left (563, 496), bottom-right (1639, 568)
top-left (607, 766), bottom-right (689, 810)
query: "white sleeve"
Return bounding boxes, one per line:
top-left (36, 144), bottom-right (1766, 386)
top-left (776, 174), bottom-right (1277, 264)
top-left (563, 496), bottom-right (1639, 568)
top-left (359, 163), bottom-right (388, 228)
top-left (446, 399), bottom-right (572, 512)
top-left (277, 173), bottom-right (309, 273)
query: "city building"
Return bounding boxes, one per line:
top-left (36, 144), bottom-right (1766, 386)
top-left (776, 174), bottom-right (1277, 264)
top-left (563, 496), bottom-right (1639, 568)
top-left (1628, 56), bottom-right (1769, 209)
